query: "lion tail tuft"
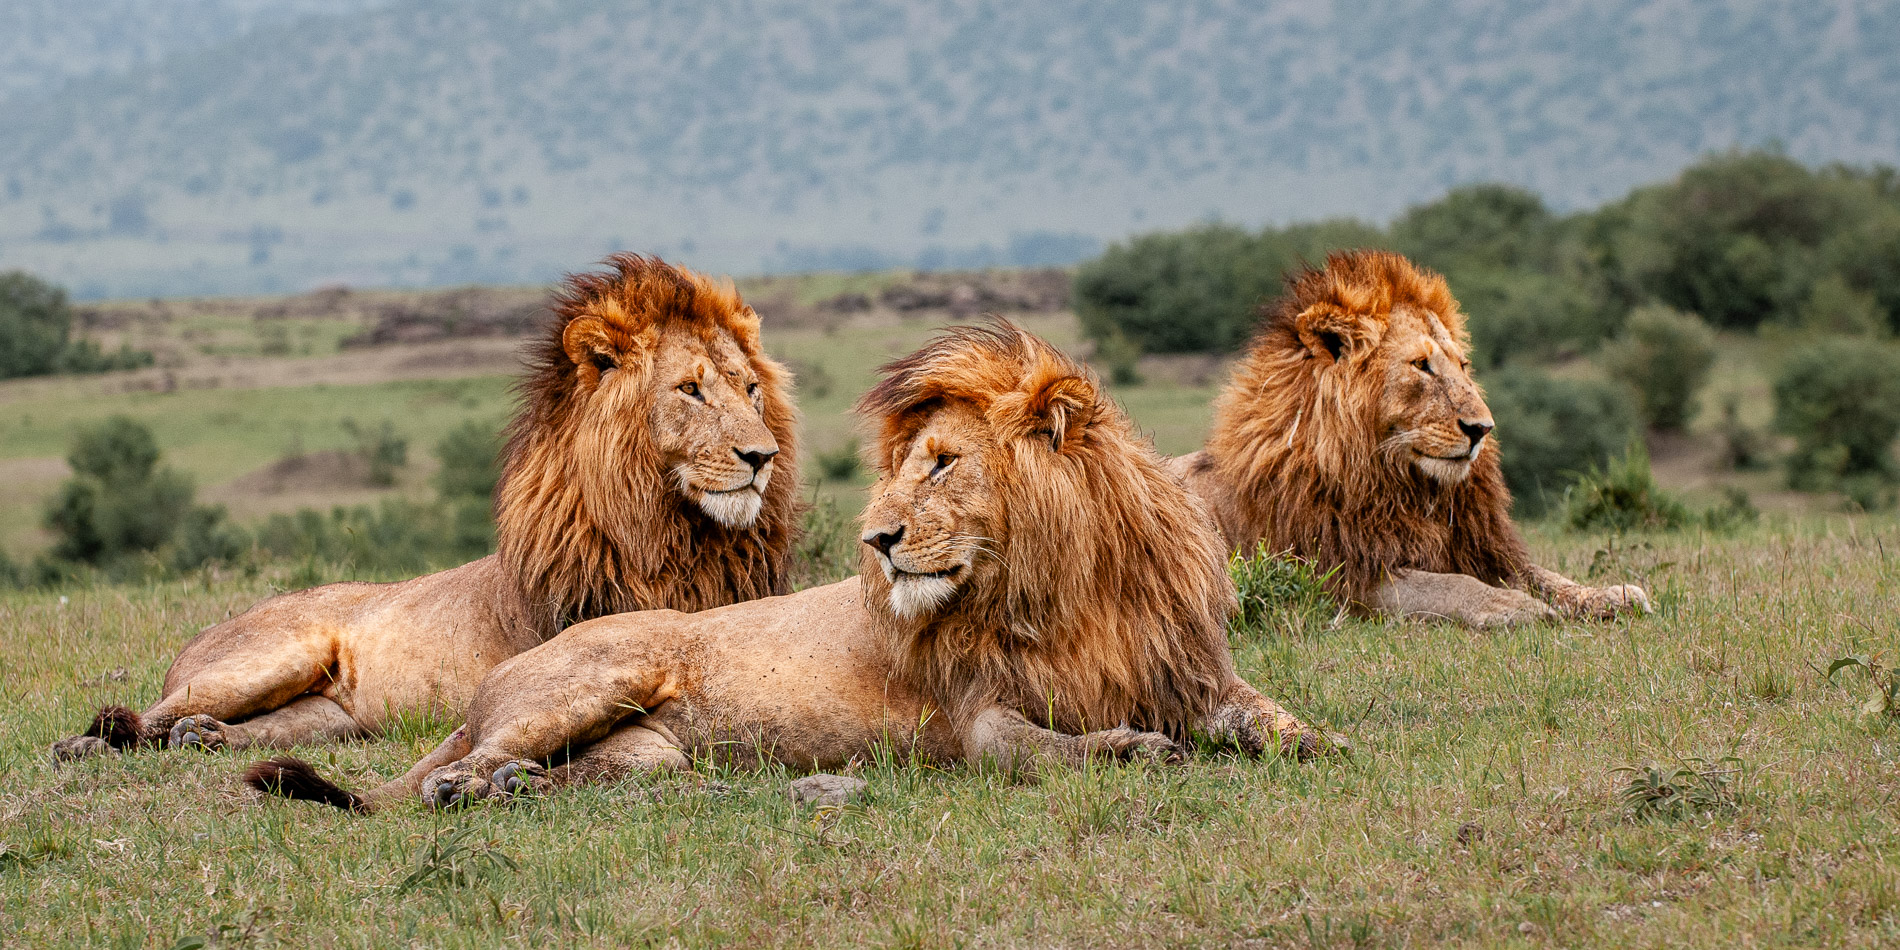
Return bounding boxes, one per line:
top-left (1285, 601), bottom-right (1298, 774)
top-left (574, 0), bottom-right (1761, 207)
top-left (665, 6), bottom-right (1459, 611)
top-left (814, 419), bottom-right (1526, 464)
top-left (85, 705), bottom-right (145, 749)
top-left (242, 756), bottom-right (370, 814)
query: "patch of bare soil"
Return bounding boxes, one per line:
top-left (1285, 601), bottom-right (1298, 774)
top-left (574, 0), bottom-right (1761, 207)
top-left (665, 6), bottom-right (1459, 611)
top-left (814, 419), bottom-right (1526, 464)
top-left (223, 450), bottom-right (374, 496)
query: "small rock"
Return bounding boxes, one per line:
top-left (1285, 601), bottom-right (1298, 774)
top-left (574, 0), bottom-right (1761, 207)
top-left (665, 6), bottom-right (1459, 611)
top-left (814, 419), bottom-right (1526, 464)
top-left (787, 773), bottom-right (867, 807)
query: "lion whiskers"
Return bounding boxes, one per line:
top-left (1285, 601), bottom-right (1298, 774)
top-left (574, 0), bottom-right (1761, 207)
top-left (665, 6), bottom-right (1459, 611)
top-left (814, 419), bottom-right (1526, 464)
top-left (888, 573), bottom-right (960, 620)
top-left (673, 463), bottom-right (765, 528)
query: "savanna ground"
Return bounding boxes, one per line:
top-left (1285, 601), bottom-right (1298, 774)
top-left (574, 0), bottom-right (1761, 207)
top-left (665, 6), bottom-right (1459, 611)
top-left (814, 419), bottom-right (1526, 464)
top-left (2, 273), bottom-right (1897, 947)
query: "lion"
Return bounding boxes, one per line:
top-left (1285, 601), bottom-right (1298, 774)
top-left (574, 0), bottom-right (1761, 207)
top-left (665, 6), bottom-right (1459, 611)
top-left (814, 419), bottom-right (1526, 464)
top-left (244, 323), bottom-right (1329, 813)
top-left (1170, 249), bottom-right (1649, 628)
top-left (51, 254), bottom-right (801, 760)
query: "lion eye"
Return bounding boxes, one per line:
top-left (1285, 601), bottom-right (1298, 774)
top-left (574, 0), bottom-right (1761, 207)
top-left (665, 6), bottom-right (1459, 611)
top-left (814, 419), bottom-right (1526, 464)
top-left (592, 353), bottom-right (617, 374)
top-left (678, 381), bottom-right (701, 399)
top-left (930, 453), bottom-right (956, 478)
top-left (746, 382), bottom-right (759, 397)
top-left (1413, 358), bottom-right (1434, 376)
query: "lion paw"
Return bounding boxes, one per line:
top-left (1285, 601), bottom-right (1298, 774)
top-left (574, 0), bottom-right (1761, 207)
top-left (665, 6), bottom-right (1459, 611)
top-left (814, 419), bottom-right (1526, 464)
top-left (1093, 727), bottom-right (1184, 764)
top-left (168, 715), bottom-right (229, 751)
top-left (1571, 584), bottom-right (1652, 619)
top-left (1470, 589), bottom-right (1559, 629)
top-left (422, 767), bottom-right (493, 809)
top-left (489, 760), bottom-right (550, 799)
top-left (49, 735), bottom-right (113, 764)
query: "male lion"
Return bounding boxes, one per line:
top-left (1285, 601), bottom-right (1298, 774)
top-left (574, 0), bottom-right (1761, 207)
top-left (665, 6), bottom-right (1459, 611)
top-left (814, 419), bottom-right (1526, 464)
top-left (52, 254), bottom-right (800, 759)
top-left (1172, 250), bottom-right (1648, 628)
top-left (245, 323), bottom-right (1327, 812)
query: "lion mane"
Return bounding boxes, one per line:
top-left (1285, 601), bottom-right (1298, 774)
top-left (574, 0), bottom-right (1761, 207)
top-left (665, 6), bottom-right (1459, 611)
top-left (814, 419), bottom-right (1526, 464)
top-left (857, 323), bottom-right (1239, 740)
top-left (500, 253), bottom-right (801, 635)
top-left (1197, 250), bottom-right (1530, 603)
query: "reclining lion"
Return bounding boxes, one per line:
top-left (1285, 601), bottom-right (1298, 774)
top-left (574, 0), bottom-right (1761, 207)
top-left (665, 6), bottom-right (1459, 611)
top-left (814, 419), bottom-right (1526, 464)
top-left (1172, 250), bottom-right (1648, 628)
top-left (246, 323), bottom-right (1328, 812)
top-left (52, 254), bottom-right (800, 759)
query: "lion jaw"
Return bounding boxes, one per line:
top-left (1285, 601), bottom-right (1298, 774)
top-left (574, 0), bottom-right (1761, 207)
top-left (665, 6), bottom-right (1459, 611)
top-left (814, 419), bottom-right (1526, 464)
top-left (1413, 450), bottom-right (1477, 485)
top-left (674, 464), bottom-right (769, 528)
top-left (875, 555), bottom-right (965, 620)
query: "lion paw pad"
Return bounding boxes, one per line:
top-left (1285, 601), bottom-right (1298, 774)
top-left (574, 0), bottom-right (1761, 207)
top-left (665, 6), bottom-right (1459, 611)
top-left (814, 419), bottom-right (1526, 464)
top-left (168, 715), bottom-right (228, 751)
top-left (489, 761), bottom-right (547, 799)
top-left (49, 735), bottom-right (112, 764)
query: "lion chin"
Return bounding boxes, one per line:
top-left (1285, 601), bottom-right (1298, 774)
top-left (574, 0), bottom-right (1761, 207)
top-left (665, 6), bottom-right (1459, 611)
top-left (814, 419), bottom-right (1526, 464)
top-left (694, 486), bottom-right (765, 528)
top-left (1413, 451), bottom-right (1476, 485)
top-left (879, 561), bottom-right (962, 620)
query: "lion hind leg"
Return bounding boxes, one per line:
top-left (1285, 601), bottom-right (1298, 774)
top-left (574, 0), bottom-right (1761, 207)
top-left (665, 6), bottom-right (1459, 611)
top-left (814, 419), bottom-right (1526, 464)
top-left (172, 695), bottom-right (363, 752)
top-left (141, 629), bottom-right (342, 745)
top-left (536, 722), bottom-right (688, 791)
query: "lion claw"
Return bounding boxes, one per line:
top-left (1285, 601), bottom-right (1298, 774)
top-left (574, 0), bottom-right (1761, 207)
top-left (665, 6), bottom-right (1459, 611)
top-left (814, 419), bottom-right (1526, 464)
top-left (168, 715), bottom-right (227, 751)
top-left (489, 760), bottom-right (547, 798)
top-left (49, 735), bottom-right (112, 764)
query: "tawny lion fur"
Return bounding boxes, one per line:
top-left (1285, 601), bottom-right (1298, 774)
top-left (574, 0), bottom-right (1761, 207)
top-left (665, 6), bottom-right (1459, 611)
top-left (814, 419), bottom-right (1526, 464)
top-left (1173, 249), bottom-right (1648, 628)
top-left (55, 254), bottom-right (799, 762)
top-left (246, 323), bottom-right (1329, 814)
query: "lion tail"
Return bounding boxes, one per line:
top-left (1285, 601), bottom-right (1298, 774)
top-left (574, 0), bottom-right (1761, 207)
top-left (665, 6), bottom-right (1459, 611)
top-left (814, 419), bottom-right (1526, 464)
top-left (84, 705), bottom-right (146, 749)
top-left (242, 756), bottom-right (371, 814)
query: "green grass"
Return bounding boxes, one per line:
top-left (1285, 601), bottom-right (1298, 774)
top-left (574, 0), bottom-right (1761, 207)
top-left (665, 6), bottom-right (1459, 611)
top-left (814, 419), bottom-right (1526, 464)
top-left (3, 520), bottom-right (1899, 947)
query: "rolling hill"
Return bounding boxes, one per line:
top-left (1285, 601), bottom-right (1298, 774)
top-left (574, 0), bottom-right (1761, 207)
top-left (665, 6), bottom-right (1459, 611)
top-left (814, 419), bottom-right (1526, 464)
top-left (1, 0), bottom-right (1896, 297)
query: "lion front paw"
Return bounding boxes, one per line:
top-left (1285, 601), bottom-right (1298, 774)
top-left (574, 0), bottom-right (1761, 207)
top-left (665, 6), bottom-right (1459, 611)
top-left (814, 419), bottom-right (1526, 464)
top-left (422, 766), bottom-right (494, 809)
top-left (1091, 727), bottom-right (1185, 765)
top-left (1569, 583), bottom-right (1652, 620)
top-left (1469, 589), bottom-right (1559, 629)
top-left (49, 735), bottom-right (113, 764)
top-left (168, 715), bottom-right (229, 751)
top-left (489, 760), bottom-right (551, 799)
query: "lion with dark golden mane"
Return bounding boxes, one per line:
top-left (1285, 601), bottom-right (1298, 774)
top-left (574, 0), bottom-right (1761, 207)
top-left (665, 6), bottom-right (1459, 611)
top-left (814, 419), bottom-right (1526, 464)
top-left (245, 323), bottom-right (1329, 813)
top-left (1172, 249), bottom-right (1648, 628)
top-left (52, 254), bottom-right (800, 760)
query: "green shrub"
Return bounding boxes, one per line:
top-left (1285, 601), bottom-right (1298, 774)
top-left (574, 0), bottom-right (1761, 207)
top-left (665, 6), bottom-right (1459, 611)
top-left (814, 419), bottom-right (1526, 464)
top-left (0, 271), bottom-right (74, 379)
top-left (343, 418), bottom-right (408, 487)
top-left (1564, 442), bottom-right (1691, 533)
top-left (0, 271), bottom-right (153, 378)
top-left (1229, 545), bottom-right (1337, 639)
top-left (168, 504), bottom-right (250, 573)
top-left (255, 499), bottom-right (465, 577)
top-left (789, 496), bottom-right (858, 590)
top-left (1715, 393), bottom-right (1770, 471)
top-left (42, 417), bottom-right (196, 565)
top-left (1773, 337), bottom-right (1900, 490)
top-left (1092, 329), bottom-right (1144, 386)
top-left (1793, 273), bottom-right (1886, 336)
top-left (1484, 367), bottom-right (1640, 517)
top-left (816, 441), bottom-right (862, 483)
top-left (433, 420), bottom-right (504, 501)
top-left (1601, 305), bottom-right (1718, 431)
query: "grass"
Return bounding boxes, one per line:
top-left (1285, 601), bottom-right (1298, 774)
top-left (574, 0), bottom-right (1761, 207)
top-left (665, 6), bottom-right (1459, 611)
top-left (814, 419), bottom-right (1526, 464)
top-left (3, 518), bottom-right (1899, 947)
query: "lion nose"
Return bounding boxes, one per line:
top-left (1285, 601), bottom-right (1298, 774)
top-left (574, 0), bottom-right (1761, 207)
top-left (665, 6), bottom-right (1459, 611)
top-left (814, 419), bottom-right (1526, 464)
top-left (735, 447), bottom-right (778, 473)
top-left (862, 525), bottom-right (904, 555)
top-left (1459, 419), bottom-right (1494, 448)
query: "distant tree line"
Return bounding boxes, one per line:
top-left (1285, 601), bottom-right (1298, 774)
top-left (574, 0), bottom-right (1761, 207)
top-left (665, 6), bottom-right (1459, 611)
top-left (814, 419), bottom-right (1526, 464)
top-left (1075, 149), bottom-right (1900, 516)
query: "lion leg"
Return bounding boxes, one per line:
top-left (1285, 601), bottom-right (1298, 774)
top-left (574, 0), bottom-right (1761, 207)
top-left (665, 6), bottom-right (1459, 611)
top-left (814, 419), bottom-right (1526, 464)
top-left (171, 695), bottom-right (363, 752)
top-left (961, 707), bottom-right (1183, 774)
top-left (1201, 678), bottom-right (1341, 760)
top-left (1518, 564), bottom-right (1651, 620)
top-left (485, 722), bottom-right (688, 799)
top-left (1372, 569), bottom-right (1557, 629)
top-left (54, 631), bottom-right (338, 757)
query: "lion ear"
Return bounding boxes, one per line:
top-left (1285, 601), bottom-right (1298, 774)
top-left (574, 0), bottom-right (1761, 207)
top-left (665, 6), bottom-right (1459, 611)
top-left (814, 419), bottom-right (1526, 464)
top-left (1005, 374), bottom-right (1099, 453)
top-left (1294, 303), bottom-right (1383, 365)
top-left (562, 316), bottom-right (656, 375)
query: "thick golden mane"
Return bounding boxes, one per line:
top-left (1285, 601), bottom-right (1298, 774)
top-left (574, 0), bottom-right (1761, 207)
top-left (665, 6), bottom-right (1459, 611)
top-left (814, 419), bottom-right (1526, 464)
top-left (1203, 249), bottom-right (1528, 602)
top-left (857, 323), bottom-right (1236, 740)
top-left (497, 253), bottom-right (800, 635)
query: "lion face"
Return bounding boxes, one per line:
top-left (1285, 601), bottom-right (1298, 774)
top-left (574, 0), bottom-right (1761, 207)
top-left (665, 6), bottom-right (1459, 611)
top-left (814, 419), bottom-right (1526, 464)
top-left (1374, 307), bottom-right (1494, 485)
top-left (858, 402), bottom-right (1000, 620)
top-left (630, 329), bottom-right (780, 527)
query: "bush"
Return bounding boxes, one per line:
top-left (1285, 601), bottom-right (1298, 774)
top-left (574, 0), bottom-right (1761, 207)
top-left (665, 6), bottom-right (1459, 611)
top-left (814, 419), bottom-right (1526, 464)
top-left (1484, 367), bottom-right (1640, 517)
top-left (255, 499), bottom-right (467, 577)
top-left (1773, 337), bottom-right (1900, 490)
top-left (1564, 442), bottom-right (1691, 532)
top-left (1072, 220), bottom-right (1378, 353)
top-left (168, 504), bottom-right (250, 573)
top-left (1092, 329), bottom-right (1144, 386)
top-left (816, 441), bottom-right (861, 483)
top-left (789, 497), bottom-right (858, 590)
top-left (1601, 305), bottom-right (1718, 431)
top-left (1794, 273), bottom-right (1886, 336)
top-left (343, 418), bottom-right (408, 487)
top-left (433, 420), bottom-right (504, 501)
top-left (1229, 545), bottom-right (1337, 639)
top-left (0, 271), bottom-right (76, 378)
top-left (42, 417), bottom-right (196, 565)
top-left (0, 271), bottom-right (153, 378)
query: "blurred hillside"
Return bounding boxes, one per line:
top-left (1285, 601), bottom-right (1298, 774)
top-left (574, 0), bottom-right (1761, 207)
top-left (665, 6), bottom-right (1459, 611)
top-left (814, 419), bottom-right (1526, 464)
top-left (1, 0), bottom-right (1896, 298)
